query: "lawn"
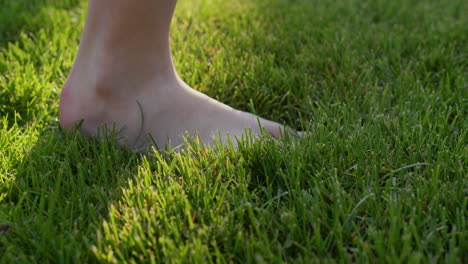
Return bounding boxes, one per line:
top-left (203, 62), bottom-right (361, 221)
top-left (0, 0), bottom-right (466, 262)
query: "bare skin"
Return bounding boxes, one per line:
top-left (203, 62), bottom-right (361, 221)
top-left (59, 0), bottom-right (290, 151)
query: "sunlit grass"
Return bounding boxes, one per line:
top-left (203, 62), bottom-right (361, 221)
top-left (0, 0), bottom-right (466, 262)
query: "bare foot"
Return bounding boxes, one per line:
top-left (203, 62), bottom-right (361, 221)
top-left (59, 0), bottom-right (296, 151)
top-left (59, 70), bottom-right (290, 151)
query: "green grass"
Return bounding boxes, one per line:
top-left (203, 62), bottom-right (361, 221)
top-left (0, 0), bottom-right (467, 262)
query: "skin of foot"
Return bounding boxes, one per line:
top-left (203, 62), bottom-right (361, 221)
top-left (59, 70), bottom-right (288, 151)
top-left (59, 0), bottom-right (294, 151)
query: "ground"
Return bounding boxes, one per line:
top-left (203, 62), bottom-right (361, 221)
top-left (0, 0), bottom-right (467, 262)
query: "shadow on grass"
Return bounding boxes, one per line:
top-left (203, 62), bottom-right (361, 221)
top-left (0, 0), bottom-right (82, 48)
top-left (0, 120), bottom-right (316, 262)
top-left (0, 0), bottom-right (85, 127)
top-left (0, 125), bottom-right (145, 262)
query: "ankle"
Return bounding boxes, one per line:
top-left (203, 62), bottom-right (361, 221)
top-left (68, 52), bottom-right (178, 98)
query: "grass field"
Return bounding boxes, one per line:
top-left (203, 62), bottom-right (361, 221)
top-left (0, 0), bottom-right (467, 262)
